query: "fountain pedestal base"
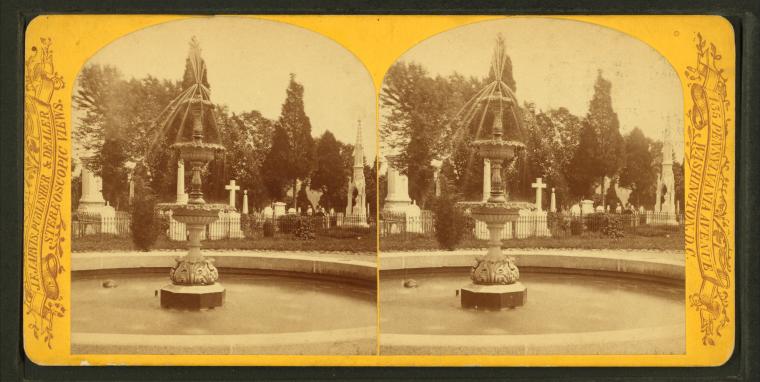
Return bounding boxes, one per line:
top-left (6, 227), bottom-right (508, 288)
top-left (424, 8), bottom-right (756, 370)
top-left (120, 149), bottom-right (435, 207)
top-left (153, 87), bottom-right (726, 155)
top-left (461, 282), bottom-right (527, 310)
top-left (160, 283), bottom-right (225, 310)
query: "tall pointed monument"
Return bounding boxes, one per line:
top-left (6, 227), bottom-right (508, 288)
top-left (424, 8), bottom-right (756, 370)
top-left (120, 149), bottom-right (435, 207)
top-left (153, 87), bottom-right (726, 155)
top-left (346, 120), bottom-right (367, 223)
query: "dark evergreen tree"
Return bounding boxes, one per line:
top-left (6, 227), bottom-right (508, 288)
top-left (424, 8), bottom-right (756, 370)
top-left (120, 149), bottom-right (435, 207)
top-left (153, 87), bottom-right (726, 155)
top-left (311, 131), bottom-right (348, 210)
top-left (364, 160), bottom-right (378, 218)
top-left (585, 71), bottom-right (625, 208)
top-left (277, 74), bottom-right (315, 208)
top-left (262, 125), bottom-right (291, 201)
top-left (673, 160), bottom-right (684, 213)
top-left (97, 138), bottom-right (129, 209)
top-left (567, 121), bottom-right (600, 200)
top-left (619, 128), bottom-right (656, 208)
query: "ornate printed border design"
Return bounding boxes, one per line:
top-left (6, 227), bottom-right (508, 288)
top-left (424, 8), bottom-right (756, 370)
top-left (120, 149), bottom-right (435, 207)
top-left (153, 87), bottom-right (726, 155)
top-left (23, 38), bottom-right (68, 349)
top-left (684, 33), bottom-right (732, 346)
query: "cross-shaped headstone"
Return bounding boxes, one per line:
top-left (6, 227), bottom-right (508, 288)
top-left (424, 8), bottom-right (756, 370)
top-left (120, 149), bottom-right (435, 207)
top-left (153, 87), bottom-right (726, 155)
top-left (225, 179), bottom-right (240, 208)
top-left (531, 177), bottom-right (547, 211)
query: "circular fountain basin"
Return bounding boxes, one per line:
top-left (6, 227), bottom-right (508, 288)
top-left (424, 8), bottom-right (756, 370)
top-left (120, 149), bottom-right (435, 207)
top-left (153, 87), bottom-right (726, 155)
top-left (71, 250), bottom-right (376, 355)
top-left (380, 249), bottom-right (685, 355)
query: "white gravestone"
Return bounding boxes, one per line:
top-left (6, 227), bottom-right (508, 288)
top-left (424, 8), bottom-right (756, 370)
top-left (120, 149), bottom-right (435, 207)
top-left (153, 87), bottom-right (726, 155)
top-left (176, 160), bottom-right (188, 204)
top-left (225, 179), bottom-right (240, 208)
top-left (405, 200), bottom-right (422, 233)
top-left (242, 190), bottom-right (249, 214)
top-left (483, 158), bottom-right (491, 202)
top-left (531, 177), bottom-right (547, 211)
top-left (580, 200), bottom-right (595, 215)
top-left (550, 187), bottom-right (557, 213)
top-left (77, 158), bottom-right (116, 234)
top-left (273, 202), bottom-right (286, 217)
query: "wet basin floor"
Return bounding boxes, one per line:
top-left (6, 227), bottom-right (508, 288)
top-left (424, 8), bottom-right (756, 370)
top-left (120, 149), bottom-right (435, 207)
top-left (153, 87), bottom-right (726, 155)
top-left (381, 271), bottom-right (684, 335)
top-left (72, 273), bottom-right (376, 335)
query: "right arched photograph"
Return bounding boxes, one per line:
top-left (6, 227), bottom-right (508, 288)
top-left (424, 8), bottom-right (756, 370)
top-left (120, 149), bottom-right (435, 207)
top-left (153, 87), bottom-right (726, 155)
top-left (378, 17), bottom-right (686, 356)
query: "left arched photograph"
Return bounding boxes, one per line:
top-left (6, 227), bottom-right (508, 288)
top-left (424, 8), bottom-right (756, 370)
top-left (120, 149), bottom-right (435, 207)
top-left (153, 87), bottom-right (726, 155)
top-left (68, 16), bottom-right (377, 355)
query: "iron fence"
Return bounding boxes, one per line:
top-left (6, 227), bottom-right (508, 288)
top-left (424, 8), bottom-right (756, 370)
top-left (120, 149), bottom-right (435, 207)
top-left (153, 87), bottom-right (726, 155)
top-left (379, 210), bottom-right (684, 241)
top-left (72, 210), bottom-right (375, 241)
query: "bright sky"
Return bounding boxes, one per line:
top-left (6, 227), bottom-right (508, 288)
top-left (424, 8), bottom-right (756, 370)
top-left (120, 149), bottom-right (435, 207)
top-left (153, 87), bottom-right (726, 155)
top-left (81, 16), bottom-right (376, 161)
top-left (394, 17), bottom-right (684, 162)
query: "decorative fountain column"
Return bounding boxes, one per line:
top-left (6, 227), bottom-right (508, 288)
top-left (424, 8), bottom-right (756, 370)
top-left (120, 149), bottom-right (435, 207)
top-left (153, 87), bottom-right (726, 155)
top-left (160, 104), bottom-right (227, 310)
top-left (460, 105), bottom-right (527, 310)
top-left (456, 36), bottom-right (528, 310)
top-left (158, 37), bottom-right (227, 310)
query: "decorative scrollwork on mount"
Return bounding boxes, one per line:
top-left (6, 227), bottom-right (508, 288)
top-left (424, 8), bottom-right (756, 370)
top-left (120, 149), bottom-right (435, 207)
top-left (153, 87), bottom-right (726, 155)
top-left (471, 257), bottom-right (520, 285)
top-left (23, 38), bottom-right (67, 349)
top-left (684, 33), bottom-right (732, 346)
top-left (169, 258), bottom-right (220, 285)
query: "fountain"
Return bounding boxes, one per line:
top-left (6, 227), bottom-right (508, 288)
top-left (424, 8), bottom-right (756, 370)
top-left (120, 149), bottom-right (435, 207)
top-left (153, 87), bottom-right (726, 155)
top-left (454, 36), bottom-right (530, 310)
top-left (378, 34), bottom-right (684, 356)
top-left (156, 37), bottom-right (228, 310)
top-left (70, 34), bottom-right (377, 355)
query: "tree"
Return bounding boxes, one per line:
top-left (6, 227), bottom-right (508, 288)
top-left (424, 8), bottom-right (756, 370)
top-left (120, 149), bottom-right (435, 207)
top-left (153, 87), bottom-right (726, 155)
top-left (73, 65), bottom-right (183, 203)
top-left (619, 128), bottom-right (656, 208)
top-left (98, 138), bottom-right (129, 209)
top-left (567, 121), bottom-right (599, 200)
top-left (364, 160), bottom-right (378, 218)
top-left (296, 181), bottom-right (312, 212)
top-left (673, 160), bottom-right (684, 213)
top-left (381, 62), bottom-right (489, 206)
top-left (73, 64), bottom-right (124, 155)
top-left (277, 74), bottom-right (315, 208)
top-left (585, 71), bottom-right (624, 208)
top-left (130, 177), bottom-right (159, 251)
top-left (311, 131), bottom-right (349, 210)
top-left (261, 125), bottom-right (292, 201)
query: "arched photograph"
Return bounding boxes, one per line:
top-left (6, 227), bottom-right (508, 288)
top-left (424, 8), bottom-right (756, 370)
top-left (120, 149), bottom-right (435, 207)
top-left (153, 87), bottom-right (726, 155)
top-left (378, 17), bottom-right (686, 355)
top-left (68, 16), bottom-right (377, 355)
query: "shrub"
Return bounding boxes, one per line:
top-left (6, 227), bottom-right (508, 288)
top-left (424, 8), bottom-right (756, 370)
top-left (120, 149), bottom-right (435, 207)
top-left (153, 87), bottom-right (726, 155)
top-left (130, 196), bottom-right (159, 251)
top-left (294, 217), bottom-right (316, 240)
top-left (241, 214), bottom-right (258, 238)
top-left (433, 196), bottom-right (465, 250)
top-left (601, 214), bottom-right (624, 239)
top-left (548, 212), bottom-right (570, 234)
top-left (263, 220), bottom-right (275, 237)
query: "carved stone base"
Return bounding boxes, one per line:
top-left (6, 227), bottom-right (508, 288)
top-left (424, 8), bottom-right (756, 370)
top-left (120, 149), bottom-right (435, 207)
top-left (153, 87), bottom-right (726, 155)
top-left (160, 283), bottom-right (225, 310)
top-left (169, 258), bottom-right (219, 285)
top-left (470, 257), bottom-right (520, 285)
top-left (460, 282), bottom-right (527, 310)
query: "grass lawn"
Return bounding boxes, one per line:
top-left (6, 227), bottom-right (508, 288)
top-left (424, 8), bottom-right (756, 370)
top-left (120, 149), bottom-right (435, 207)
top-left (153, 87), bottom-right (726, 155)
top-left (379, 231), bottom-right (685, 252)
top-left (73, 233), bottom-right (376, 253)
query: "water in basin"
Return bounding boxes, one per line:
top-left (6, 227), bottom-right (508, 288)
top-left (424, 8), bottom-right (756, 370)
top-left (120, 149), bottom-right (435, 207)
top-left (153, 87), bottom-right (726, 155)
top-left (380, 271), bottom-right (684, 335)
top-left (73, 273), bottom-right (376, 335)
